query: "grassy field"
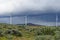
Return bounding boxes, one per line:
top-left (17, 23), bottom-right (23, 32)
top-left (0, 23), bottom-right (60, 40)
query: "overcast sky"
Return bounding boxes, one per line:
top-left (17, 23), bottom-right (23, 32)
top-left (0, 0), bottom-right (60, 14)
top-left (0, 0), bottom-right (60, 26)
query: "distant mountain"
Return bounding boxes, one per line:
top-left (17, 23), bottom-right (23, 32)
top-left (27, 23), bottom-right (39, 26)
top-left (17, 23), bottom-right (42, 26)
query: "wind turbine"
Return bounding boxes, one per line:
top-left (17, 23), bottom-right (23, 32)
top-left (25, 16), bottom-right (28, 26)
top-left (56, 13), bottom-right (58, 27)
top-left (10, 13), bottom-right (13, 24)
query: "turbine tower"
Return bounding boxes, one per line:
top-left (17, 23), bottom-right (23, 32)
top-left (25, 16), bottom-right (28, 26)
top-left (56, 13), bottom-right (58, 27)
top-left (10, 13), bottom-right (12, 24)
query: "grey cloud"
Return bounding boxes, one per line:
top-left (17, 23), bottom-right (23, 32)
top-left (0, 0), bottom-right (60, 15)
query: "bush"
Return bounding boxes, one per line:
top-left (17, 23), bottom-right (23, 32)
top-left (0, 30), bottom-right (4, 37)
top-left (33, 27), bottom-right (55, 36)
top-left (34, 29), bottom-right (42, 36)
top-left (4, 30), bottom-right (13, 34)
top-left (12, 30), bottom-right (22, 37)
top-left (40, 27), bottom-right (55, 35)
top-left (35, 35), bottom-right (54, 40)
top-left (4, 30), bottom-right (22, 37)
top-left (54, 31), bottom-right (60, 40)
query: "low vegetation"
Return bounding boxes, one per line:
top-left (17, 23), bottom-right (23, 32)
top-left (0, 23), bottom-right (60, 40)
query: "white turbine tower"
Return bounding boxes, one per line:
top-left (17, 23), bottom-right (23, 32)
top-left (56, 13), bottom-right (58, 27)
top-left (25, 16), bottom-right (27, 26)
top-left (10, 13), bottom-right (12, 24)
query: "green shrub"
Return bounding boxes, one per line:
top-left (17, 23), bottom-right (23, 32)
top-left (35, 35), bottom-right (54, 40)
top-left (12, 30), bottom-right (22, 37)
top-left (40, 27), bottom-right (55, 35)
top-left (4, 30), bottom-right (13, 35)
top-left (4, 30), bottom-right (22, 37)
top-left (34, 29), bottom-right (42, 36)
top-left (33, 27), bottom-right (56, 36)
top-left (54, 31), bottom-right (60, 40)
top-left (0, 30), bottom-right (4, 37)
